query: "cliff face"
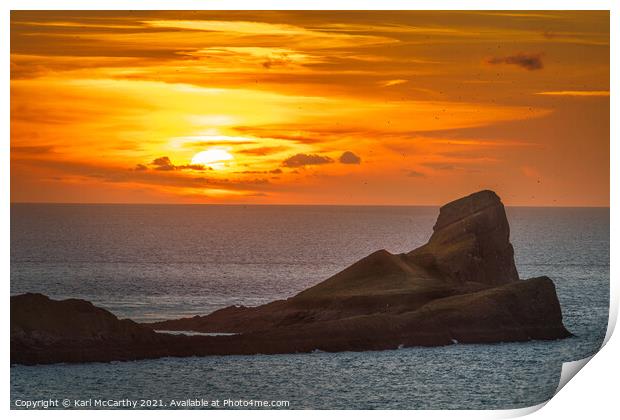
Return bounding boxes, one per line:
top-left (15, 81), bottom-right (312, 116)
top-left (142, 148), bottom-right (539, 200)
top-left (408, 190), bottom-right (519, 286)
top-left (11, 190), bottom-right (572, 365)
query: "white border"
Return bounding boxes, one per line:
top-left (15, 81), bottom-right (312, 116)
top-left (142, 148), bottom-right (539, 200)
top-left (3, 1), bottom-right (616, 419)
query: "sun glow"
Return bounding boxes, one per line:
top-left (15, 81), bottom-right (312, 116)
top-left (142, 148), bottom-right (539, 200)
top-left (9, 11), bottom-right (610, 205)
top-left (191, 148), bottom-right (234, 170)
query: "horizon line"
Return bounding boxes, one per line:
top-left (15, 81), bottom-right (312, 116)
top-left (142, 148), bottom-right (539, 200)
top-left (9, 201), bottom-right (611, 209)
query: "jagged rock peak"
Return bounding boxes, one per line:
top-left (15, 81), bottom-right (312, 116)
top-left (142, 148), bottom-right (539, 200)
top-left (409, 190), bottom-right (519, 286)
top-left (432, 190), bottom-right (503, 231)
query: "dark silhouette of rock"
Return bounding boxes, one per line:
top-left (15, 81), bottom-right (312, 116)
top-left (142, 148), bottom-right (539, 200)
top-left (148, 190), bottom-right (521, 333)
top-left (12, 293), bottom-right (153, 342)
top-left (409, 190), bottom-right (519, 286)
top-left (11, 293), bottom-right (171, 364)
top-left (11, 190), bottom-right (572, 365)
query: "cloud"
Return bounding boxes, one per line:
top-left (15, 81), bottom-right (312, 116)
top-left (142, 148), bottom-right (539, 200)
top-left (14, 157), bottom-right (272, 194)
top-left (151, 156), bottom-right (175, 171)
top-left (486, 53), bottom-right (543, 71)
top-left (339, 151), bottom-right (361, 164)
top-left (142, 19), bottom-right (396, 49)
top-left (535, 90), bottom-right (609, 97)
top-left (233, 126), bottom-right (326, 144)
top-left (421, 162), bottom-right (456, 170)
top-left (178, 164), bottom-right (210, 170)
top-left (237, 146), bottom-right (288, 156)
top-left (11, 145), bottom-right (55, 155)
top-left (282, 153), bottom-right (333, 167)
top-left (149, 156), bottom-right (208, 171)
top-left (407, 170), bottom-right (426, 177)
top-left (380, 79), bottom-right (408, 87)
top-left (262, 53), bottom-right (293, 69)
top-left (235, 168), bottom-right (283, 175)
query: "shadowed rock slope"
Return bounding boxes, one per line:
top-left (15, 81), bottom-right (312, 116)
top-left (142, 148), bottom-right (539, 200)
top-left (11, 190), bottom-right (572, 365)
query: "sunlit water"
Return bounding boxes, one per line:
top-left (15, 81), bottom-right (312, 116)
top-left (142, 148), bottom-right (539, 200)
top-left (10, 205), bottom-right (609, 409)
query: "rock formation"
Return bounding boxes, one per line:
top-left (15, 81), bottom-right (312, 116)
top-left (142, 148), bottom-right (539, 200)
top-left (11, 293), bottom-right (169, 364)
top-left (11, 190), bottom-right (572, 365)
top-left (408, 190), bottom-right (519, 286)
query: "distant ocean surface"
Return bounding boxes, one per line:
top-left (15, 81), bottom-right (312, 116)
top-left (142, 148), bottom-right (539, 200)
top-left (10, 204), bottom-right (609, 409)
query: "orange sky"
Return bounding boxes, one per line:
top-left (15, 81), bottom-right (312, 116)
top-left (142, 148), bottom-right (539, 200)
top-left (10, 11), bottom-right (609, 206)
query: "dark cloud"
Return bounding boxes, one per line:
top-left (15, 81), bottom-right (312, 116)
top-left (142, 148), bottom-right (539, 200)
top-left (134, 163), bottom-right (148, 171)
top-left (14, 157), bottom-right (272, 193)
top-left (407, 170), bottom-right (425, 177)
top-left (235, 168), bottom-right (283, 175)
top-left (149, 156), bottom-right (208, 171)
top-left (262, 54), bottom-right (292, 69)
top-left (151, 156), bottom-right (175, 171)
top-left (177, 164), bottom-right (211, 171)
top-left (11, 145), bottom-right (55, 155)
top-left (339, 151), bottom-right (361, 164)
top-left (486, 53), bottom-right (543, 71)
top-left (282, 153), bottom-right (333, 168)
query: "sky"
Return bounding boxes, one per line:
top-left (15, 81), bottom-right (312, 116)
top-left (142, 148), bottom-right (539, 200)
top-left (10, 11), bottom-right (609, 206)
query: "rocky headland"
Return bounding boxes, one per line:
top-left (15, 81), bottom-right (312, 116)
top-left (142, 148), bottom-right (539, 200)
top-left (11, 190), bottom-right (572, 365)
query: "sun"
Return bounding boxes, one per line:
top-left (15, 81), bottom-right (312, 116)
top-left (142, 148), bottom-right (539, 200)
top-left (191, 147), bottom-right (233, 170)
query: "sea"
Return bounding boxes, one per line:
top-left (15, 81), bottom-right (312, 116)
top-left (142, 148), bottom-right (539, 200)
top-left (10, 204), bottom-right (610, 409)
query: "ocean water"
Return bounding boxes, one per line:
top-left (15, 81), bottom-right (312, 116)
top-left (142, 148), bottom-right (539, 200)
top-left (10, 204), bottom-right (609, 409)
